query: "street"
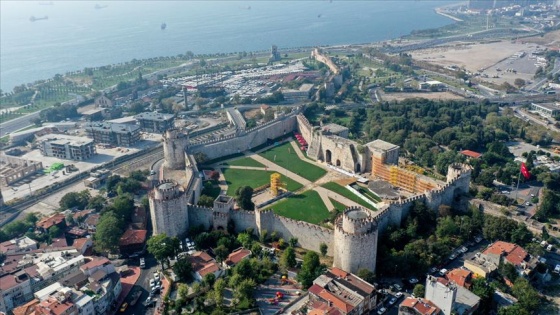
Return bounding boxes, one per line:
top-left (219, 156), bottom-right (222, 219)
top-left (0, 111), bottom-right (40, 137)
top-left (122, 255), bottom-right (160, 315)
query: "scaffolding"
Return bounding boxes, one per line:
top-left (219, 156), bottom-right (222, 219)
top-left (270, 173), bottom-right (287, 196)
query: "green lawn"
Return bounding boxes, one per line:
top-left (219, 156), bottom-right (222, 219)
top-left (321, 182), bottom-right (376, 210)
top-left (223, 157), bottom-right (265, 168)
top-left (330, 198), bottom-right (348, 212)
top-left (265, 190), bottom-right (330, 225)
top-left (222, 168), bottom-right (303, 196)
top-left (259, 142), bottom-right (327, 182)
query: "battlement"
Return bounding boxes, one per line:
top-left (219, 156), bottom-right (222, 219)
top-left (296, 114), bottom-right (312, 130)
top-left (151, 180), bottom-right (184, 200)
top-left (336, 207), bottom-right (376, 235)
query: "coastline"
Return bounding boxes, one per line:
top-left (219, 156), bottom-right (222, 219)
top-left (435, 8), bottom-right (463, 22)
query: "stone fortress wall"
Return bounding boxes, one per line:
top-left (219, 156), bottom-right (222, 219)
top-left (151, 106), bottom-right (472, 274)
top-left (149, 179), bottom-right (189, 237)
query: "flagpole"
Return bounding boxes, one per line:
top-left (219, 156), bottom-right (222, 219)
top-left (515, 164), bottom-right (522, 202)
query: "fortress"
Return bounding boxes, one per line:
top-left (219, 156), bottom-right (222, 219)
top-left (149, 106), bottom-right (471, 274)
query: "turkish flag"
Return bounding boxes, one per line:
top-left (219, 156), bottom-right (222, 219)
top-left (521, 163), bottom-right (531, 179)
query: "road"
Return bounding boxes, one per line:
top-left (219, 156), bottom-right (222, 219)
top-left (123, 255), bottom-right (160, 315)
top-left (0, 111), bottom-right (40, 137)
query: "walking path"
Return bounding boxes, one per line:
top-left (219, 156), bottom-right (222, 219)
top-left (217, 169), bottom-right (228, 195)
top-left (212, 141), bottom-right (374, 212)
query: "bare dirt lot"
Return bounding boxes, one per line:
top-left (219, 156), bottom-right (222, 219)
top-left (521, 29), bottom-right (560, 46)
top-left (380, 91), bottom-right (464, 102)
top-left (411, 41), bottom-right (539, 73)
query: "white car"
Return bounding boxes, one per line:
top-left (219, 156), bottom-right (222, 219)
top-left (395, 292), bottom-right (403, 298)
top-left (149, 279), bottom-right (155, 288)
top-left (460, 246), bottom-right (468, 253)
top-left (389, 297), bottom-right (397, 305)
top-left (139, 258), bottom-right (145, 269)
top-left (554, 264), bottom-right (560, 274)
top-left (439, 268), bottom-right (448, 276)
top-left (377, 307), bottom-right (387, 314)
top-left (154, 272), bottom-right (160, 282)
top-left (408, 278), bottom-right (419, 284)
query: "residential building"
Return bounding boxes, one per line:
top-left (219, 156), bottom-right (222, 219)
top-left (35, 295), bottom-right (78, 315)
top-left (483, 241), bottom-right (538, 277)
top-left (12, 299), bottom-right (39, 315)
top-left (37, 135), bottom-right (96, 161)
top-left (135, 112), bottom-right (175, 132)
top-left (463, 251), bottom-right (500, 278)
top-left (459, 150), bottom-right (482, 159)
top-left (79, 257), bottom-right (115, 277)
top-left (282, 83), bottom-right (314, 103)
top-left (83, 214), bottom-right (100, 233)
top-left (425, 276), bottom-right (480, 315)
top-left (398, 297), bottom-right (441, 315)
top-left (189, 251), bottom-right (222, 282)
top-left (308, 267), bottom-right (377, 315)
top-left (36, 213), bottom-right (67, 233)
top-left (72, 238), bottom-right (93, 255)
top-left (530, 102), bottom-right (560, 117)
top-left (0, 155), bottom-right (43, 188)
top-left (0, 237), bottom-right (38, 254)
top-left (118, 228), bottom-right (147, 255)
top-left (0, 271), bottom-right (33, 314)
top-left (94, 95), bottom-right (113, 108)
top-left (81, 108), bottom-right (105, 122)
top-left (84, 122), bottom-right (141, 147)
top-left (223, 248), bottom-right (251, 268)
top-left (445, 268), bottom-right (473, 289)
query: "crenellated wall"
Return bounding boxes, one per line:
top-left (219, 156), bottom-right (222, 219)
top-left (296, 114), bottom-right (313, 144)
top-left (163, 129), bottom-right (188, 170)
top-left (256, 209), bottom-right (335, 255)
top-left (149, 180), bottom-right (189, 237)
top-left (189, 112), bottom-right (298, 160)
top-left (188, 205), bottom-right (214, 230)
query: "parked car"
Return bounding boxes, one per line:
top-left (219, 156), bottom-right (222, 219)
top-left (449, 253), bottom-right (457, 260)
top-left (149, 279), bottom-right (155, 288)
top-left (154, 272), bottom-right (160, 282)
top-left (119, 302), bottom-right (128, 313)
top-left (408, 278), bottom-right (419, 284)
top-left (554, 265), bottom-right (560, 274)
top-left (139, 258), bottom-right (145, 269)
top-left (460, 246), bottom-right (468, 253)
top-left (393, 284), bottom-right (402, 291)
top-left (377, 307), bottom-right (387, 314)
top-left (395, 292), bottom-right (404, 298)
top-left (439, 269), bottom-right (448, 276)
top-left (429, 267), bottom-right (438, 274)
top-left (474, 236), bottom-right (483, 243)
top-left (389, 297), bottom-right (397, 305)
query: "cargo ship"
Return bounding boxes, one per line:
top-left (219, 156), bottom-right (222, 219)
top-left (30, 16), bottom-right (48, 22)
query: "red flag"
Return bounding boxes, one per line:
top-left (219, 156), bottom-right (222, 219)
top-left (520, 163), bottom-right (531, 179)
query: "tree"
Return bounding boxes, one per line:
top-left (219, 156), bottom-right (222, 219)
top-left (319, 243), bottom-right (328, 257)
top-left (235, 186), bottom-right (254, 210)
top-left (203, 273), bottom-right (216, 287)
top-left (471, 278), bottom-right (493, 313)
top-left (513, 78), bottom-right (526, 88)
top-left (198, 195), bottom-right (214, 207)
top-left (214, 245), bottom-right (229, 263)
top-left (212, 278), bottom-right (226, 307)
top-left (356, 268), bottom-right (376, 285)
top-left (94, 213), bottom-right (123, 253)
top-left (59, 190), bottom-right (90, 210)
top-left (413, 284), bottom-right (425, 298)
top-left (87, 195), bottom-right (107, 212)
top-left (289, 237), bottom-right (298, 248)
top-left (512, 278), bottom-right (540, 312)
top-left (237, 233), bottom-right (252, 248)
top-left (48, 226), bottom-right (62, 238)
top-left (234, 278), bottom-right (256, 301)
top-left (297, 251), bottom-right (323, 288)
top-left (281, 246), bottom-right (297, 269)
top-left (147, 233), bottom-right (174, 268)
top-left (173, 256), bottom-right (194, 282)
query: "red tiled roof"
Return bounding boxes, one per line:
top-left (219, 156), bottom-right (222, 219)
top-left (12, 299), bottom-right (39, 315)
top-left (400, 297), bottom-right (441, 315)
top-left (36, 297), bottom-right (75, 315)
top-left (0, 274), bottom-right (18, 290)
top-left (84, 214), bottom-right (100, 226)
top-left (225, 248), bottom-right (251, 266)
top-left (446, 268), bottom-right (472, 288)
top-left (190, 251), bottom-right (220, 277)
top-left (460, 150), bottom-right (482, 159)
top-left (73, 209), bottom-right (94, 221)
top-left (81, 257), bottom-right (110, 271)
top-left (119, 229), bottom-right (147, 246)
top-left (318, 289), bottom-right (353, 314)
top-left (36, 213), bottom-right (65, 230)
top-left (483, 241), bottom-right (528, 266)
top-left (73, 238), bottom-right (90, 250)
top-left (198, 262), bottom-right (220, 277)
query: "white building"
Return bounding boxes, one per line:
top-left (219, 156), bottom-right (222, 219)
top-left (0, 271), bottom-right (33, 314)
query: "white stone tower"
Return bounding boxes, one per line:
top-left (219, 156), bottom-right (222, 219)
top-left (333, 207), bottom-right (378, 274)
top-left (149, 180), bottom-right (189, 237)
top-left (212, 195), bottom-right (234, 230)
top-left (163, 128), bottom-right (188, 170)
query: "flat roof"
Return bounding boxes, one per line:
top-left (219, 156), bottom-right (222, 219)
top-left (367, 139), bottom-right (399, 151)
top-left (84, 121), bottom-right (141, 134)
top-left (532, 102), bottom-right (560, 111)
top-left (135, 111), bottom-right (175, 121)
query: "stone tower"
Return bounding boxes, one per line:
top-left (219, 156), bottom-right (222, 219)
top-left (163, 129), bottom-right (188, 170)
top-left (333, 207), bottom-right (378, 274)
top-left (149, 180), bottom-right (189, 237)
top-left (182, 86), bottom-right (188, 109)
top-left (212, 195), bottom-right (234, 230)
top-left (0, 189), bottom-right (4, 209)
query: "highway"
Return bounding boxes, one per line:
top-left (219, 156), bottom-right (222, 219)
top-left (0, 111), bottom-right (40, 137)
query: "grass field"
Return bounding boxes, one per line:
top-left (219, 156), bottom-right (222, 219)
top-left (321, 182), bottom-right (376, 210)
top-left (266, 190), bottom-right (330, 225)
top-left (259, 142), bottom-right (326, 182)
top-left (223, 157), bottom-right (265, 168)
top-left (330, 198), bottom-right (348, 212)
top-left (222, 168), bottom-right (303, 195)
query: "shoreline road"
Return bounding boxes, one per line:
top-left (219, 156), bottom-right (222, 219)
top-left (0, 111), bottom-right (40, 137)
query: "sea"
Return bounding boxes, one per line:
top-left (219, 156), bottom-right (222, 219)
top-left (0, 0), bottom-right (455, 93)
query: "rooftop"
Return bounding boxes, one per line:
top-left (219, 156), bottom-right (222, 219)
top-left (36, 213), bottom-right (66, 230)
top-left (483, 241), bottom-right (528, 266)
top-left (37, 134), bottom-right (95, 147)
top-left (322, 123), bottom-right (349, 135)
top-left (84, 121), bottom-right (141, 134)
top-left (190, 251), bottom-right (220, 277)
top-left (224, 247), bottom-right (251, 266)
top-left (400, 297), bottom-right (441, 315)
top-left (119, 229), bottom-right (147, 246)
top-left (532, 102), bottom-right (560, 111)
top-left (80, 256), bottom-right (110, 271)
top-left (446, 268), bottom-right (472, 288)
top-left (460, 150), bottom-right (482, 159)
top-left (367, 139), bottom-right (399, 152)
top-left (135, 111), bottom-right (175, 121)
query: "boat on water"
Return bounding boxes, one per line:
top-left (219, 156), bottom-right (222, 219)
top-left (94, 4), bottom-right (108, 9)
top-left (129, 291), bottom-right (142, 306)
top-left (161, 22), bottom-right (167, 30)
top-left (29, 16), bottom-right (48, 22)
